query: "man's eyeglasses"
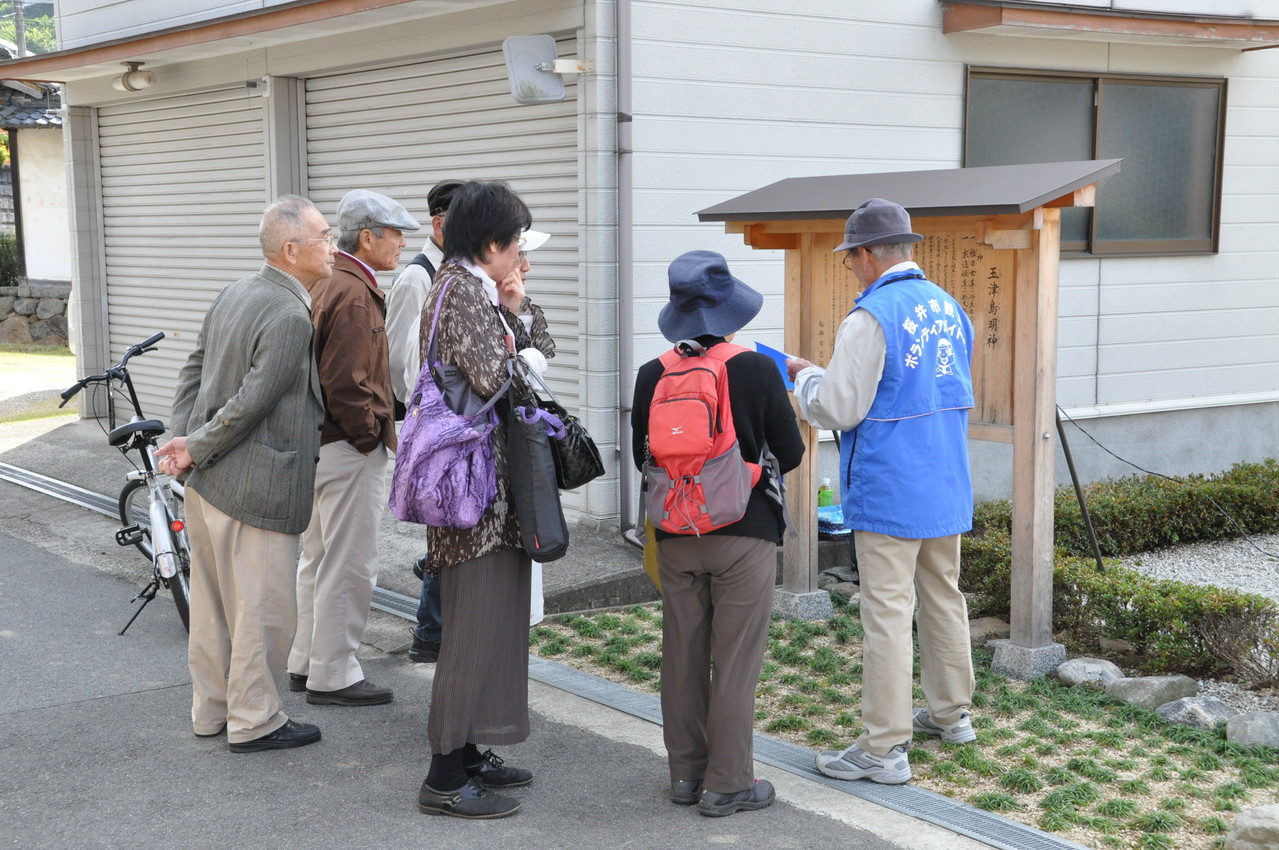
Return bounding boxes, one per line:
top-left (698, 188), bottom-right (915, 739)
top-left (293, 233), bottom-right (335, 246)
top-left (841, 249), bottom-right (860, 271)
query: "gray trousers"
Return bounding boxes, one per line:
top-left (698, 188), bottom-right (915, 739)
top-left (657, 534), bottom-right (775, 794)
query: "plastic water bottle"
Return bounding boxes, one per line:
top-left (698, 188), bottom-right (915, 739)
top-left (817, 478), bottom-right (834, 507)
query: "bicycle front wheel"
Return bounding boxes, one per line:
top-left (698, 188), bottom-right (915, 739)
top-left (117, 478), bottom-right (153, 561)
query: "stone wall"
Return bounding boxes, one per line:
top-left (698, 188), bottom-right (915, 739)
top-left (0, 280), bottom-right (70, 346)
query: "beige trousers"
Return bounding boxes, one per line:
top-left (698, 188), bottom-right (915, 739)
top-left (185, 487), bottom-right (300, 743)
top-left (854, 531), bottom-right (975, 755)
top-left (657, 535), bottom-right (776, 794)
top-left (289, 441), bottom-right (388, 692)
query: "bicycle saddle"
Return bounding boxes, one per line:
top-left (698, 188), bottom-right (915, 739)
top-left (108, 419), bottom-right (167, 447)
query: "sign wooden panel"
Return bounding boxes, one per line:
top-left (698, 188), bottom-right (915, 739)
top-left (914, 225), bottom-right (1016, 428)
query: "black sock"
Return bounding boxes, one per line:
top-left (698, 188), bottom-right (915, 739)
top-left (426, 749), bottom-right (468, 791)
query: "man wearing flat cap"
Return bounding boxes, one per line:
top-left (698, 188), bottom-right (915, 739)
top-left (631, 250), bottom-right (803, 817)
top-left (287, 189), bottom-right (420, 707)
top-left (787, 198), bottom-right (977, 786)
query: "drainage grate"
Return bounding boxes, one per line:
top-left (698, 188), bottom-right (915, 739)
top-left (529, 656), bottom-right (1092, 850)
top-left (5, 461), bottom-right (1088, 850)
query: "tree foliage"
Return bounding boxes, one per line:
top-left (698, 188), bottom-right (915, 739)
top-left (0, 2), bottom-right (56, 55)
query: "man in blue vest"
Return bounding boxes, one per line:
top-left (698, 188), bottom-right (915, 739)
top-left (787, 198), bottom-right (977, 785)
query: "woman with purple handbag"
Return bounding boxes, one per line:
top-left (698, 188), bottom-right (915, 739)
top-left (410, 181), bottom-right (555, 821)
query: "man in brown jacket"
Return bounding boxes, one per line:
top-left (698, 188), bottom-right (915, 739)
top-left (287, 189), bottom-right (420, 706)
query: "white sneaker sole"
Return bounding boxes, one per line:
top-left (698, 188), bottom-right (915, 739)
top-left (814, 753), bottom-right (912, 785)
top-left (913, 711), bottom-right (977, 744)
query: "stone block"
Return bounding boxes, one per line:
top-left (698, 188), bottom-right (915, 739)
top-left (1227, 712), bottom-right (1279, 749)
top-left (1156, 697), bottom-right (1236, 730)
top-left (35, 298), bottom-right (64, 320)
top-left (828, 582), bottom-right (859, 604)
top-left (1225, 803), bottom-right (1279, 850)
top-left (0, 314), bottom-right (32, 343)
top-left (989, 640), bottom-right (1067, 680)
top-left (1104, 675), bottom-right (1198, 710)
top-left (1099, 637), bottom-right (1135, 653)
top-left (969, 616), bottom-right (1009, 647)
top-left (1057, 657), bottom-right (1125, 689)
top-left (772, 588), bottom-right (834, 621)
top-left (12, 297), bottom-right (37, 316)
top-left (0, 295), bottom-right (12, 315)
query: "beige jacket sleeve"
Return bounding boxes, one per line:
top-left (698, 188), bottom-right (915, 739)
top-left (793, 308), bottom-right (886, 431)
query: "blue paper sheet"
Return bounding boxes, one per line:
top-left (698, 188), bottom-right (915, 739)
top-left (754, 341), bottom-right (796, 390)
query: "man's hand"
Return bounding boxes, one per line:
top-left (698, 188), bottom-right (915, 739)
top-left (497, 267), bottom-right (526, 313)
top-left (156, 437), bottom-right (194, 477)
top-left (786, 357), bottom-right (814, 381)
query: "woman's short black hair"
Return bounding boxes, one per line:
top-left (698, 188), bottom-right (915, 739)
top-left (442, 180), bottom-right (532, 265)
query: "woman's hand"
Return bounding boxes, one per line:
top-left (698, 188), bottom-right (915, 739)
top-left (498, 266), bottom-right (526, 313)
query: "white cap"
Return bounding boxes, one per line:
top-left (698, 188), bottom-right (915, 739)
top-left (519, 229), bottom-right (550, 252)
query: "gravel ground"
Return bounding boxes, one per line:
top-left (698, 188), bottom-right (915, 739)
top-left (1119, 533), bottom-right (1279, 715)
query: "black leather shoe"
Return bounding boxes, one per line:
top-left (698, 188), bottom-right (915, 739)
top-left (464, 749), bottom-right (532, 788)
top-left (287, 672), bottom-right (307, 692)
top-left (229, 719), bottom-right (321, 753)
top-left (670, 779), bottom-right (703, 805)
top-left (698, 779), bottom-right (776, 817)
top-left (306, 679), bottom-right (393, 706)
top-left (412, 555), bottom-right (427, 581)
top-left (409, 635), bottom-right (440, 663)
top-left (418, 777), bottom-right (520, 819)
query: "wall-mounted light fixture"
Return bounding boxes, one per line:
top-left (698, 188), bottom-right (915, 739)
top-left (111, 61), bottom-right (157, 93)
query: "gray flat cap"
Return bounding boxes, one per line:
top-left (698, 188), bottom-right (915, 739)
top-left (337, 189), bottom-right (421, 234)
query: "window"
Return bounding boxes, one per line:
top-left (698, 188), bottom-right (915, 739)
top-left (964, 69), bottom-right (1226, 255)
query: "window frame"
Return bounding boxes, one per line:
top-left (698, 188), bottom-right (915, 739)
top-left (963, 66), bottom-right (1227, 257)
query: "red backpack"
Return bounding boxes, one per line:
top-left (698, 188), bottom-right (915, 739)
top-left (643, 341), bottom-right (762, 535)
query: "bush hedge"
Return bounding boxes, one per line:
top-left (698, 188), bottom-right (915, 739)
top-left (961, 460), bottom-right (1279, 681)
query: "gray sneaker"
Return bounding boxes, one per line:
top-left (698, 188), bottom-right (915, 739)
top-left (814, 744), bottom-right (912, 784)
top-left (912, 708), bottom-right (976, 744)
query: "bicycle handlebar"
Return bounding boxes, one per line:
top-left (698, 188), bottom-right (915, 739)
top-left (58, 332), bottom-right (166, 407)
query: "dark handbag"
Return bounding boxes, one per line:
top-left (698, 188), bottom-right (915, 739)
top-left (506, 360), bottom-right (570, 562)
top-left (540, 395), bottom-right (605, 490)
top-left (517, 362), bottom-right (605, 490)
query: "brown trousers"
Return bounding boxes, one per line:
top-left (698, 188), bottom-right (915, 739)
top-left (657, 535), bottom-right (775, 794)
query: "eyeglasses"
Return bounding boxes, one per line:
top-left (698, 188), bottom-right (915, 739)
top-left (841, 249), bottom-right (860, 271)
top-left (292, 233), bottom-right (335, 246)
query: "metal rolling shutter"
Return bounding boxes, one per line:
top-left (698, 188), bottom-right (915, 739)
top-left (98, 88), bottom-right (266, 420)
top-left (304, 38), bottom-right (580, 405)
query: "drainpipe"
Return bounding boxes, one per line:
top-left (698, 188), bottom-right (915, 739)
top-left (616, 0), bottom-right (642, 548)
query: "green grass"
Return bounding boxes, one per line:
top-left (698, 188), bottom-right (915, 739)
top-left (529, 600), bottom-right (1279, 850)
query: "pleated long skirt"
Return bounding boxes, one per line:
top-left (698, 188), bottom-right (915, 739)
top-left (427, 546), bottom-right (532, 755)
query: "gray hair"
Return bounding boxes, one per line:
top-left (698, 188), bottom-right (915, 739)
top-left (260, 195), bottom-right (318, 256)
top-left (336, 222), bottom-right (385, 254)
top-left (868, 241), bottom-right (914, 263)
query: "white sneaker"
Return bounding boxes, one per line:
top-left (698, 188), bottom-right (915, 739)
top-left (912, 708), bottom-right (976, 744)
top-left (814, 743), bottom-right (912, 784)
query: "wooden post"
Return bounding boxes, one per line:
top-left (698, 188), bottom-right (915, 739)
top-left (783, 233), bottom-right (819, 593)
top-left (1009, 207), bottom-right (1060, 648)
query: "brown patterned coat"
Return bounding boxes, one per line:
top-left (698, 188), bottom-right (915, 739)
top-left (419, 259), bottom-right (555, 570)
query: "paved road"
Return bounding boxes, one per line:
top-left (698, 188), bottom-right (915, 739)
top-left (0, 425), bottom-right (990, 849)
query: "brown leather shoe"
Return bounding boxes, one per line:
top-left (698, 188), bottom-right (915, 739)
top-left (306, 679), bottom-right (393, 706)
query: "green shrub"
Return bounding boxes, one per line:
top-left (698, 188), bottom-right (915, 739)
top-left (0, 230), bottom-right (16, 288)
top-left (962, 462), bottom-right (1279, 677)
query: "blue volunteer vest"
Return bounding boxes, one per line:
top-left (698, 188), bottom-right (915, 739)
top-left (839, 270), bottom-right (975, 538)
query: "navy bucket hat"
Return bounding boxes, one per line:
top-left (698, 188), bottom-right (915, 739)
top-left (658, 250), bottom-right (764, 343)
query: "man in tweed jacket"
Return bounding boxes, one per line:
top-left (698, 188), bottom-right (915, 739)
top-left (157, 195), bottom-right (332, 753)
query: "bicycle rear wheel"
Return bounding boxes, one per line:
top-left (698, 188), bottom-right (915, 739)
top-left (163, 529), bottom-right (191, 634)
top-left (117, 478), bottom-right (153, 561)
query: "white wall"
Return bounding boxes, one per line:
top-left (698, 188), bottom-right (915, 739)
top-left (629, 0), bottom-right (1279, 492)
top-left (57, 0), bottom-right (266, 49)
top-left (16, 128), bottom-right (70, 282)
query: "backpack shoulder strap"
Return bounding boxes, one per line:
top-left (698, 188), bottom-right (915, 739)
top-left (409, 253), bottom-right (436, 279)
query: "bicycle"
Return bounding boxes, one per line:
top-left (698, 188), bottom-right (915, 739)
top-left (60, 332), bottom-right (192, 635)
